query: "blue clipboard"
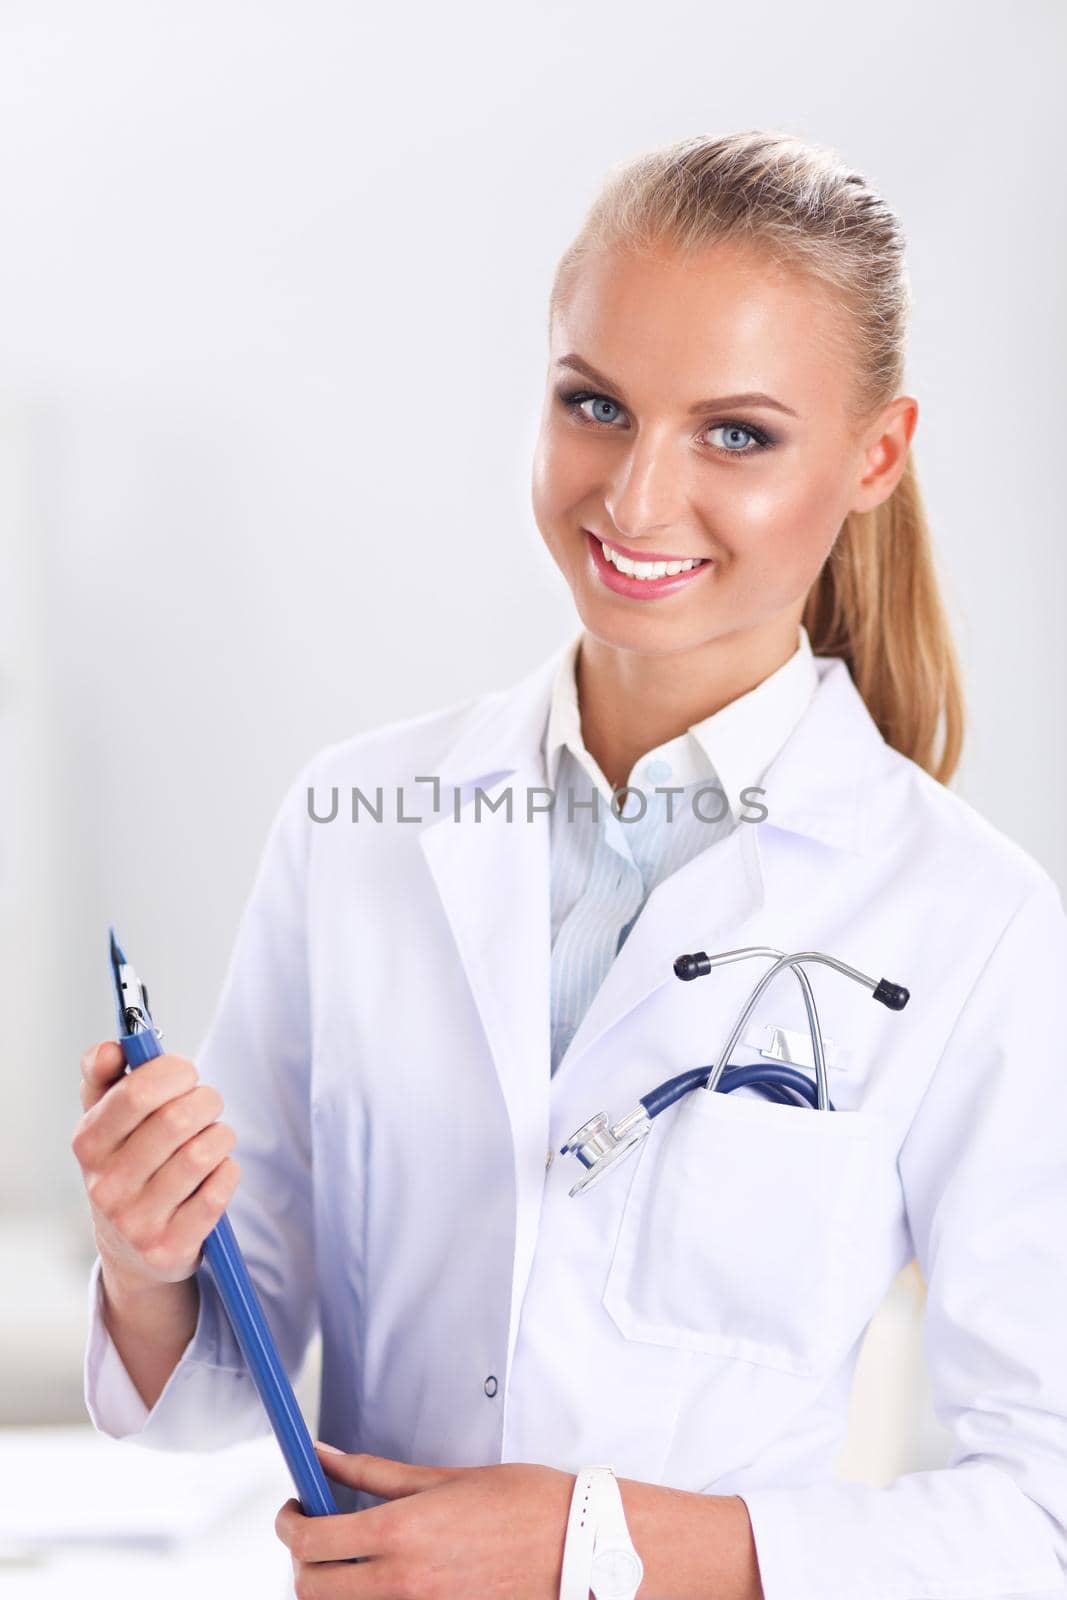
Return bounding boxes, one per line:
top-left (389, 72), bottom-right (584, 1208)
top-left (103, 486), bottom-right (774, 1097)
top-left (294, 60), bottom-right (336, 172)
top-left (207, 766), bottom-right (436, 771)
top-left (107, 928), bottom-right (338, 1517)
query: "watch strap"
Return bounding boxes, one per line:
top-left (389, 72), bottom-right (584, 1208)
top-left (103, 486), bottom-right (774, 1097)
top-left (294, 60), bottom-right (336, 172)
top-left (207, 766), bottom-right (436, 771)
top-left (560, 1465), bottom-right (644, 1600)
top-left (591, 1465), bottom-right (630, 1544)
top-left (559, 1465), bottom-right (609, 1600)
top-left (589, 1468), bottom-right (644, 1600)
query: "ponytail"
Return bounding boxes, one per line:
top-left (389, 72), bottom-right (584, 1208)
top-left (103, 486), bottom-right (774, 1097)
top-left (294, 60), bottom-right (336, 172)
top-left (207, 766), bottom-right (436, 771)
top-left (803, 458), bottom-right (964, 783)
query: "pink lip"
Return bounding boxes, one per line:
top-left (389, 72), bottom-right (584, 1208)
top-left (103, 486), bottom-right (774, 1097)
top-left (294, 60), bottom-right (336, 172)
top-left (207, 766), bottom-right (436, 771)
top-left (589, 532), bottom-right (709, 564)
top-left (584, 529), bottom-right (713, 600)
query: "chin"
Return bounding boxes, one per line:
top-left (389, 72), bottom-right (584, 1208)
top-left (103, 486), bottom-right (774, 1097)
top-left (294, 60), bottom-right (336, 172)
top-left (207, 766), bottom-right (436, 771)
top-left (570, 590), bottom-right (717, 656)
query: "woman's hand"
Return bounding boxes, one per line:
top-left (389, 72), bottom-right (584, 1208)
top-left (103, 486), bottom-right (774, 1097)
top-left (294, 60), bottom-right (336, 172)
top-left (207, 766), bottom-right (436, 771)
top-left (275, 1443), bottom-right (575, 1599)
top-left (72, 1040), bottom-right (240, 1295)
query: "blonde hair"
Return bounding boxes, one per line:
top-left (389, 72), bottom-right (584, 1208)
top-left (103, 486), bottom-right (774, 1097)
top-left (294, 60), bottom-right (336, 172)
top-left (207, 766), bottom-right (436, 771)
top-left (550, 130), bottom-right (964, 785)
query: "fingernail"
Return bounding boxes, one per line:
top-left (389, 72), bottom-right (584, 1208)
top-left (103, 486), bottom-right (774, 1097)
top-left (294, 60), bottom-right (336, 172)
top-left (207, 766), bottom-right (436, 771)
top-left (314, 1440), bottom-right (343, 1454)
top-left (82, 1045), bottom-right (100, 1073)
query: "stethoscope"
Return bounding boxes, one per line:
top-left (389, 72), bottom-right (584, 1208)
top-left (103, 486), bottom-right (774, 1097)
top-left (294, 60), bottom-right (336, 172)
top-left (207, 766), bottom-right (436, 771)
top-left (559, 946), bottom-right (910, 1196)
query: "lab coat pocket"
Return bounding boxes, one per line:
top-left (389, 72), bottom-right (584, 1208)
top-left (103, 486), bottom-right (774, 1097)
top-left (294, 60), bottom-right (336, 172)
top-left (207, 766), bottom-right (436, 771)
top-left (601, 1089), bottom-right (876, 1377)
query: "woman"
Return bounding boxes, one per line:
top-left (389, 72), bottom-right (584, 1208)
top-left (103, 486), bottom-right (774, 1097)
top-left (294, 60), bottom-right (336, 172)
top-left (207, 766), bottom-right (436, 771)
top-left (73, 130), bottom-right (1067, 1598)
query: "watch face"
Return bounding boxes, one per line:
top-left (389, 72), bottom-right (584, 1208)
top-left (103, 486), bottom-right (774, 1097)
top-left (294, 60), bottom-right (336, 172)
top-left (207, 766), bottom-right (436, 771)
top-left (590, 1545), bottom-right (644, 1598)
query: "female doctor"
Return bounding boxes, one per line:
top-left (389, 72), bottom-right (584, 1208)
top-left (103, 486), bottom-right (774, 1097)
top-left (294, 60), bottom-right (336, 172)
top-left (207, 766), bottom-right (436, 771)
top-left (73, 130), bottom-right (1067, 1600)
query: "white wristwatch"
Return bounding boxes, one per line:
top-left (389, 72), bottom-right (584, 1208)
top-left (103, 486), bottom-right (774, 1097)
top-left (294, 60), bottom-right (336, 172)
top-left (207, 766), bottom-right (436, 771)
top-left (560, 1465), bottom-right (644, 1600)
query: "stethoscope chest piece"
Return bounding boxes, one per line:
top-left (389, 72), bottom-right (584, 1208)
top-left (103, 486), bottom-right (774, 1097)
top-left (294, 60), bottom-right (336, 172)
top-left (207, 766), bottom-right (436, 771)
top-left (559, 1108), bottom-right (653, 1196)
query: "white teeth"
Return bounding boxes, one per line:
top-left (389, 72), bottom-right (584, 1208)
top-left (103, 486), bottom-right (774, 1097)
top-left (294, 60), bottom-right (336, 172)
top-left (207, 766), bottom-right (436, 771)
top-left (600, 540), bottom-right (706, 580)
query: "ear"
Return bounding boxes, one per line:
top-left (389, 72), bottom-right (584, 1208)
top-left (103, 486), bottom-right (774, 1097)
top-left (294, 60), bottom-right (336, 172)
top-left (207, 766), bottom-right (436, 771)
top-left (848, 395), bottom-right (919, 515)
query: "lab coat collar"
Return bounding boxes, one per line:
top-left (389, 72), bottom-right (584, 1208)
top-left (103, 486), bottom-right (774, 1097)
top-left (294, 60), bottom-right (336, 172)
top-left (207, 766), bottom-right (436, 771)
top-left (432, 636), bottom-right (886, 858)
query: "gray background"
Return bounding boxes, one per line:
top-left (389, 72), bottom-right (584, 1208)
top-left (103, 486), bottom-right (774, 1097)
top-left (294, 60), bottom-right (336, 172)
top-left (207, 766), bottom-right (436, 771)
top-left (0, 0), bottom-right (1061, 1500)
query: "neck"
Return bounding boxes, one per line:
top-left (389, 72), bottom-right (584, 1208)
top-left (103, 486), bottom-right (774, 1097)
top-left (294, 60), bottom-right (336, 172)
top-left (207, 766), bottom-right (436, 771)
top-left (575, 614), bottom-right (803, 792)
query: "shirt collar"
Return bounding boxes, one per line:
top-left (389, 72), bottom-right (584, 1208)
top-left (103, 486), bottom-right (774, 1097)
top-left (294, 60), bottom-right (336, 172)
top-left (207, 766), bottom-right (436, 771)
top-left (541, 624), bottom-right (819, 825)
top-left (432, 638), bottom-right (885, 856)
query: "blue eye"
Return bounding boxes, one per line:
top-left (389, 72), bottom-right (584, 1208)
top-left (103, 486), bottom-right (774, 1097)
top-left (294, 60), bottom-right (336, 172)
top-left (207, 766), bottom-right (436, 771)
top-left (557, 388), bottom-right (774, 458)
top-left (581, 396), bottom-right (622, 426)
top-left (711, 423), bottom-right (759, 452)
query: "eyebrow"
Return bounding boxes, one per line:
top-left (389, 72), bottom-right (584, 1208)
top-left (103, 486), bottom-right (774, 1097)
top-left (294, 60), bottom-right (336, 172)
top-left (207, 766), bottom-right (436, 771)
top-left (554, 354), bottom-right (800, 420)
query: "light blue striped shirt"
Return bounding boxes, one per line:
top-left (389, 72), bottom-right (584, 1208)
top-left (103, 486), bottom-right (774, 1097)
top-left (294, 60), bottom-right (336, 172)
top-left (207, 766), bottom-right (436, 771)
top-left (542, 626), bottom-right (819, 1074)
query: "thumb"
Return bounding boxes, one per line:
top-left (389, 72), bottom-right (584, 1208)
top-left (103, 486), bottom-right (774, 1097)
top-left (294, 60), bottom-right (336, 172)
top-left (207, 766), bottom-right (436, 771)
top-left (313, 1444), bottom-right (452, 1497)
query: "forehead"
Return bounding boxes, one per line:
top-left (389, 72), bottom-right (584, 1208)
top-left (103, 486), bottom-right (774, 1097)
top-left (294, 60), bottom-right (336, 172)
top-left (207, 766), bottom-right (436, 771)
top-left (553, 242), bottom-right (854, 412)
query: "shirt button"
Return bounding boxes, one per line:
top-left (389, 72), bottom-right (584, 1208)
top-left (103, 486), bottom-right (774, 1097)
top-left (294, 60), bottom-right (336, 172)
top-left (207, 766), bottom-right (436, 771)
top-left (484, 1375), bottom-right (498, 1398)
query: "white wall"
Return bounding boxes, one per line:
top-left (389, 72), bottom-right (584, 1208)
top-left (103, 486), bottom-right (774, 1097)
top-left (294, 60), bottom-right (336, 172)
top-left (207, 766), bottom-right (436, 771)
top-left (0, 1), bottom-right (1062, 1470)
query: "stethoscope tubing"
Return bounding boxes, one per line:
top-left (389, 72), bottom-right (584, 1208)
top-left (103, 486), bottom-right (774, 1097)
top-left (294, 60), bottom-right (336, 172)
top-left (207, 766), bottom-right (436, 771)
top-left (641, 1061), bottom-right (832, 1116)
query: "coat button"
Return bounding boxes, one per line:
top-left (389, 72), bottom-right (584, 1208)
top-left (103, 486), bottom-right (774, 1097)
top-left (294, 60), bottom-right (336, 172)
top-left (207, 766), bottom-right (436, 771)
top-left (484, 1375), bottom-right (498, 1398)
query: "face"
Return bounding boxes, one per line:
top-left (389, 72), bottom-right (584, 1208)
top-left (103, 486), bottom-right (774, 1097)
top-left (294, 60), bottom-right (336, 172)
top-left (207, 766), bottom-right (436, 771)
top-left (531, 241), bottom-right (916, 663)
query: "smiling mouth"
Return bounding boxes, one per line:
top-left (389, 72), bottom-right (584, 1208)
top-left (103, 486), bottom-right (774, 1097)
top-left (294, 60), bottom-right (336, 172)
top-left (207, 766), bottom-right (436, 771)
top-left (592, 533), bottom-right (711, 581)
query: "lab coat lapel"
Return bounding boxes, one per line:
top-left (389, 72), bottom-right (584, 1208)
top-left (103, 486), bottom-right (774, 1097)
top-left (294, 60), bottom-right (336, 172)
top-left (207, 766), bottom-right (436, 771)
top-left (417, 647), bottom-right (566, 1357)
top-left (418, 751), bottom-right (552, 1149)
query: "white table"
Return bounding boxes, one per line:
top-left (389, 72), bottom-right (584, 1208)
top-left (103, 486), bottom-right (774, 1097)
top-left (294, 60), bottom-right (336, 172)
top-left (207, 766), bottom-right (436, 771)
top-left (0, 1427), bottom-right (299, 1600)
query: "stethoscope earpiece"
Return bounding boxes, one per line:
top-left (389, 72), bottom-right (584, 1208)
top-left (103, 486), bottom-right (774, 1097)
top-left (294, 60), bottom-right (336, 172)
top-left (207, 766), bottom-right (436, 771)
top-left (672, 951), bottom-right (711, 982)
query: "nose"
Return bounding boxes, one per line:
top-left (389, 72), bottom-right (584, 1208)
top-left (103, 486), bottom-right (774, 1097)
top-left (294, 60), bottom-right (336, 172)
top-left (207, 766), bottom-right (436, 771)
top-left (603, 424), bottom-right (694, 540)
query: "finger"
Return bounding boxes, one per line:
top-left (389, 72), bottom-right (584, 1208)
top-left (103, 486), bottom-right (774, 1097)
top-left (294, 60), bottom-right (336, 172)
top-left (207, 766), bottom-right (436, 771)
top-left (293, 1555), bottom-right (376, 1589)
top-left (275, 1497), bottom-right (303, 1549)
top-left (112, 1097), bottom-right (233, 1221)
top-left (75, 1064), bottom-right (211, 1176)
top-left (290, 1555), bottom-right (375, 1595)
top-left (79, 1041), bottom-right (128, 1110)
top-left (143, 1155), bottom-right (242, 1266)
top-left (275, 1496), bottom-right (396, 1564)
top-left (313, 1447), bottom-right (452, 1499)
top-left (276, 1499), bottom-right (369, 1561)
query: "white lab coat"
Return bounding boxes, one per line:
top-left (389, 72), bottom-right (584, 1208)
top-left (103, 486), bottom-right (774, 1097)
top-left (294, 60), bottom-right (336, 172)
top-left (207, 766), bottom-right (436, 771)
top-left (85, 638), bottom-right (1067, 1599)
